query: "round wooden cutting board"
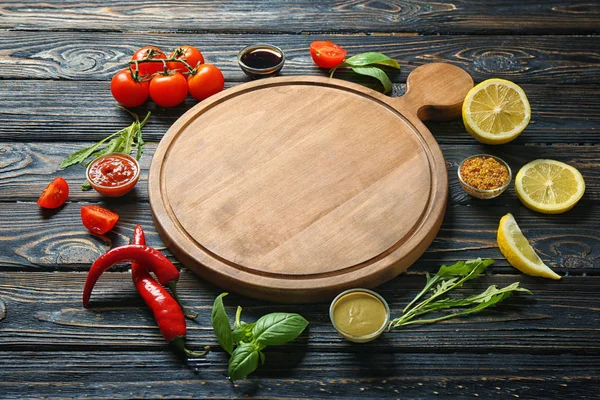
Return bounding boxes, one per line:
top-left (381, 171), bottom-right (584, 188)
top-left (149, 63), bottom-right (473, 303)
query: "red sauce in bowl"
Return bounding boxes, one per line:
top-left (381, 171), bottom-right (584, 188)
top-left (86, 153), bottom-right (140, 197)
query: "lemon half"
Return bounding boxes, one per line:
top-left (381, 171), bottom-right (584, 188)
top-left (515, 159), bottom-right (585, 214)
top-left (497, 213), bottom-right (561, 280)
top-left (462, 79), bottom-right (531, 144)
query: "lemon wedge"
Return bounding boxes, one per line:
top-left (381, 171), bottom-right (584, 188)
top-left (462, 79), bottom-right (531, 144)
top-left (515, 159), bottom-right (585, 214)
top-left (497, 213), bottom-right (560, 280)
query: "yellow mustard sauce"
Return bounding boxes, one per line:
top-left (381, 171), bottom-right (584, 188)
top-left (332, 291), bottom-right (387, 338)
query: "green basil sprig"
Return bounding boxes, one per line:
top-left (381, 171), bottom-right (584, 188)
top-left (211, 293), bottom-right (308, 381)
top-left (330, 52), bottom-right (400, 94)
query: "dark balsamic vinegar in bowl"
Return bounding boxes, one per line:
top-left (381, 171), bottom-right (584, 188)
top-left (238, 44), bottom-right (285, 79)
top-left (241, 49), bottom-right (283, 69)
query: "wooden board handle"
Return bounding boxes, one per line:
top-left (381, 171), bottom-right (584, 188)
top-left (393, 63), bottom-right (474, 122)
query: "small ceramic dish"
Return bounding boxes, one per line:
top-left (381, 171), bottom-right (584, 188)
top-left (86, 152), bottom-right (140, 197)
top-left (329, 288), bottom-right (390, 343)
top-left (457, 154), bottom-right (512, 199)
top-left (237, 44), bottom-right (285, 79)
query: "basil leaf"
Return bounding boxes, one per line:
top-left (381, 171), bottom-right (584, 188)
top-left (232, 322), bottom-right (255, 344)
top-left (211, 293), bottom-right (233, 355)
top-left (252, 313), bottom-right (308, 347)
top-left (350, 66), bottom-right (393, 94)
top-left (228, 343), bottom-right (259, 381)
top-left (259, 350), bottom-right (266, 365)
top-left (344, 52), bottom-right (399, 69)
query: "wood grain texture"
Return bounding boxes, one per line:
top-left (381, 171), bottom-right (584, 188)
top-left (0, 272), bottom-right (599, 353)
top-left (0, 351), bottom-right (598, 399)
top-left (0, 202), bottom-right (596, 274)
top-left (0, 32), bottom-right (599, 84)
top-left (148, 67), bottom-right (470, 302)
top-left (1, 1), bottom-right (599, 34)
top-left (2, 142), bottom-right (598, 204)
top-left (1, 81), bottom-right (598, 144)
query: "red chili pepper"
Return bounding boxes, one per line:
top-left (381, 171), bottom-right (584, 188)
top-left (83, 244), bottom-right (179, 308)
top-left (131, 225), bottom-right (208, 357)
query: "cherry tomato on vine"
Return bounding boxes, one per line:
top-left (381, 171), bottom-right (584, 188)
top-left (81, 205), bottom-right (119, 235)
top-left (37, 177), bottom-right (69, 209)
top-left (131, 46), bottom-right (167, 77)
top-left (187, 64), bottom-right (225, 101)
top-left (167, 46), bottom-right (204, 74)
top-left (110, 69), bottom-right (149, 107)
top-left (149, 72), bottom-right (188, 107)
top-left (309, 41), bottom-right (347, 69)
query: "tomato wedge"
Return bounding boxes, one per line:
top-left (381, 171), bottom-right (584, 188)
top-left (37, 177), bottom-right (69, 209)
top-left (310, 41), bottom-right (347, 69)
top-left (81, 205), bottom-right (119, 235)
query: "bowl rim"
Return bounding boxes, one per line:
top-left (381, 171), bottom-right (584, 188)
top-left (86, 152), bottom-right (141, 191)
top-left (329, 288), bottom-right (390, 341)
top-left (457, 153), bottom-right (512, 195)
top-left (237, 43), bottom-right (286, 73)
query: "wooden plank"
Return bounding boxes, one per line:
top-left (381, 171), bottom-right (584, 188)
top-left (0, 271), bottom-right (599, 352)
top-left (0, 32), bottom-right (598, 83)
top-left (0, 81), bottom-right (598, 144)
top-left (0, 200), bottom-right (596, 273)
top-left (1, 142), bottom-right (599, 204)
top-left (0, 351), bottom-right (598, 399)
top-left (1, 1), bottom-right (599, 34)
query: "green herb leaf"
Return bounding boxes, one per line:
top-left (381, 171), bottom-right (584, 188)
top-left (60, 110), bottom-right (150, 188)
top-left (400, 283), bottom-right (532, 326)
top-left (344, 52), bottom-right (400, 69)
top-left (228, 343), bottom-right (260, 381)
top-left (389, 259), bottom-right (530, 330)
top-left (211, 293), bottom-right (234, 355)
top-left (252, 313), bottom-right (308, 347)
top-left (350, 66), bottom-right (393, 94)
top-left (233, 322), bottom-right (256, 344)
top-left (60, 131), bottom-right (120, 169)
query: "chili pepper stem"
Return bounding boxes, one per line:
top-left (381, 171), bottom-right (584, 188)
top-left (171, 337), bottom-right (210, 358)
top-left (167, 281), bottom-right (199, 320)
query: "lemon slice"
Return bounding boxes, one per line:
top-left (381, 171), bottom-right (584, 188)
top-left (462, 79), bottom-right (531, 144)
top-left (497, 213), bottom-right (561, 280)
top-left (515, 159), bottom-right (585, 214)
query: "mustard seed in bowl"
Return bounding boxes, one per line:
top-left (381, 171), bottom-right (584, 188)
top-left (458, 155), bottom-right (512, 199)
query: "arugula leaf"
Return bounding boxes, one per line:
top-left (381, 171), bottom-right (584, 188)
top-left (211, 293), bottom-right (234, 355)
top-left (252, 313), bottom-right (308, 347)
top-left (60, 131), bottom-right (121, 168)
top-left (60, 109), bottom-right (150, 190)
top-left (389, 259), bottom-right (531, 330)
top-left (228, 343), bottom-right (259, 381)
top-left (401, 283), bottom-right (532, 326)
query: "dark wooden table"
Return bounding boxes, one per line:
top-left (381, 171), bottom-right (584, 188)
top-left (1, 2), bottom-right (599, 399)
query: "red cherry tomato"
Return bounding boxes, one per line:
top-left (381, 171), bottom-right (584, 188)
top-left (131, 46), bottom-right (167, 77)
top-left (37, 177), bottom-right (69, 209)
top-left (110, 69), bottom-right (149, 107)
top-left (167, 46), bottom-right (204, 74)
top-left (81, 205), bottom-right (119, 235)
top-left (309, 41), bottom-right (347, 69)
top-left (187, 64), bottom-right (225, 101)
top-left (149, 72), bottom-right (188, 107)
